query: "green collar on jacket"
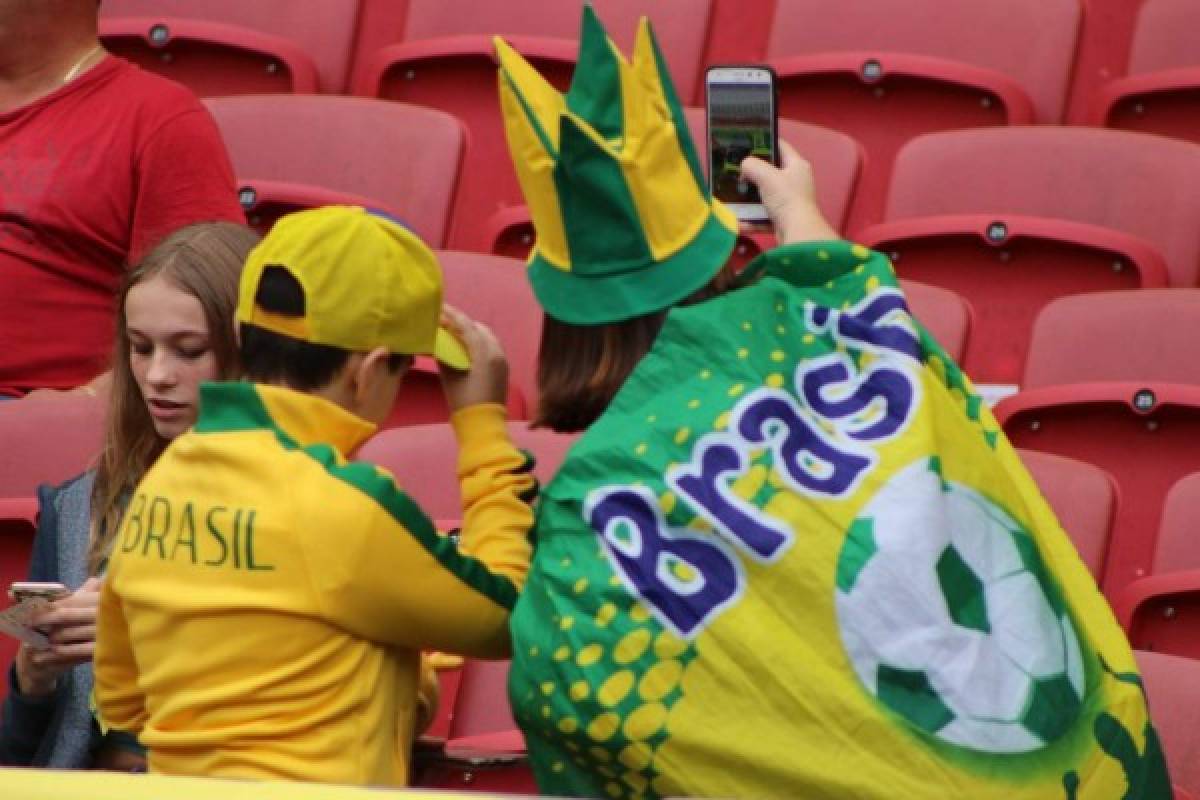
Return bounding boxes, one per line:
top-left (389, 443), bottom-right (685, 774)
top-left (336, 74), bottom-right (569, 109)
top-left (194, 382), bottom-right (377, 457)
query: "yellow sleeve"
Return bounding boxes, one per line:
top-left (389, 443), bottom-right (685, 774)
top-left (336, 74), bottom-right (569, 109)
top-left (453, 403), bottom-right (537, 592)
top-left (307, 403), bottom-right (535, 659)
top-left (93, 572), bottom-right (147, 735)
top-left (414, 654), bottom-right (440, 737)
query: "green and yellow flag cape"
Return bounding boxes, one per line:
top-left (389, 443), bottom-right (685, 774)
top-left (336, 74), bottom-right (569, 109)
top-left (508, 242), bottom-right (1170, 799)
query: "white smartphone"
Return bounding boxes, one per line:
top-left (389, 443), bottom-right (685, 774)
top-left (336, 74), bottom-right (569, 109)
top-left (705, 65), bottom-right (779, 223)
top-left (8, 581), bottom-right (70, 603)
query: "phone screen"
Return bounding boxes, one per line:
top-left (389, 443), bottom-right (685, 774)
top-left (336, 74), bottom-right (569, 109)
top-left (707, 68), bottom-right (776, 217)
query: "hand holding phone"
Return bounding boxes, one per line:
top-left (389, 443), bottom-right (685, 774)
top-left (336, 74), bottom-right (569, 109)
top-left (6, 579), bottom-right (101, 696)
top-left (739, 140), bottom-right (840, 245)
top-left (705, 65), bottom-right (779, 223)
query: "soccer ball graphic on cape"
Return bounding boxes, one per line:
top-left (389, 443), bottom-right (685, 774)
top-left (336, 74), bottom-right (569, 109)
top-left (835, 457), bottom-right (1085, 754)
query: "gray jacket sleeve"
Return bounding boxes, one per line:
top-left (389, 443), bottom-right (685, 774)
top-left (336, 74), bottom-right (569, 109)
top-left (0, 480), bottom-right (70, 766)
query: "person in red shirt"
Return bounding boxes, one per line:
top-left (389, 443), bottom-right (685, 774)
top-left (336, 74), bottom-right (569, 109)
top-left (0, 0), bottom-right (244, 396)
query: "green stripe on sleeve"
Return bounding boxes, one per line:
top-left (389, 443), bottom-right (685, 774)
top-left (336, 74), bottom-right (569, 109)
top-left (302, 445), bottom-right (521, 611)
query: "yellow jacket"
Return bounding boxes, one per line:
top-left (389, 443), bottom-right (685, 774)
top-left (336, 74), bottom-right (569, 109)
top-left (94, 382), bottom-right (535, 785)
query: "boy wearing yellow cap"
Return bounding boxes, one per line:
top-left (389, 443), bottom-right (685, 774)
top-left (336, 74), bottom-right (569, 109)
top-left (92, 207), bottom-right (537, 786)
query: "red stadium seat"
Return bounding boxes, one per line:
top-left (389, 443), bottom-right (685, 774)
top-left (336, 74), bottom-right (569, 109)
top-left (356, 422), bottom-right (579, 519)
top-left (350, 0), bottom-right (411, 85)
top-left (1018, 450), bottom-right (1117, 582)
top-left (351, 0), bottom-right (717, 252)
top-left (489, 109), bottom-right (864, 266)
top-left (0, 498), bottom-right (39, 706)
top-left (1134, 650), bottom-right (1200, 800)
top-left (413, 659), bottom-right (537, 792)
top-left (1023, 290), bottom-right (1200, 389)
top-left (858, 127), bottom-right (1200, 384)
top-left (765, 0), bottom-right (1080, 230)
top-left (378, 358), bottom-right (526, 431)
top-left (99, 0), bottom-right (361, 95)
top-left (996, 383), bottom-right (1200, 596)
top-left (1153, 473), bottom-right (1200, 574)
top-left (421, 661), bottom-right (463, 744)
top-left (900, 280), bottom-right (971, 366)
top-left (1064, 0), bottom-right (1144, 123)
top-left (700, 0), bottom-right (773, 67)
top-left (998, 291), bottom-right (1200, 594)
top-left (203, 95), bottom-right (465, 247)
top-left (1090, 0), bottom-right (1200, 144)
top-left (0, 394), bottom-right (104, 499)
top-left (1112, 474), bottom-right (1200, 659)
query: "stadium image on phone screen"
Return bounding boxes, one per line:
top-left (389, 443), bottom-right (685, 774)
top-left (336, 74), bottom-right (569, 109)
top-left (708, 79), bottom-right (775, 209)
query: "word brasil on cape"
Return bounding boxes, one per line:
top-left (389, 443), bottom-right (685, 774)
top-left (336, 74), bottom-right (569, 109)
top-left (586, 288), bottom-right (919, 639)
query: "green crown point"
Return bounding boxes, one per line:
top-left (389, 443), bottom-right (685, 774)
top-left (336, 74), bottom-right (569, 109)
top-left (566, 3), bottom-right (624, 140)
top-left (556, 113), bottom-right (651, 274)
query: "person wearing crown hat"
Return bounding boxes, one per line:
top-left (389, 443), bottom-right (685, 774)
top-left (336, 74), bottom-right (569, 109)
top-left (497, 8), bottom-right (1168, 799)
top-left (92, 206), bottom-right (539, 785)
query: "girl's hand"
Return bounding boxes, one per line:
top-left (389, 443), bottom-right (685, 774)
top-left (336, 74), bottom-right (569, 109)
top-left (16, 577), bottom-right (102, 695)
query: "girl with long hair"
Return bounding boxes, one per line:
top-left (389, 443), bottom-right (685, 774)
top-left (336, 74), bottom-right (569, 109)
top-left (0, 222), bottom-right (257, 769)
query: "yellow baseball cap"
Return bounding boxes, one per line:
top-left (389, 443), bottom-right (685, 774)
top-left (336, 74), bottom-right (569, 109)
top-left (236, 206), bottom-right (469, 370)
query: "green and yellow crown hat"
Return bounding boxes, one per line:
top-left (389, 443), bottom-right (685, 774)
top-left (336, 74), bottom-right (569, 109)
top-left (495, 6), bottom-right (738, 325)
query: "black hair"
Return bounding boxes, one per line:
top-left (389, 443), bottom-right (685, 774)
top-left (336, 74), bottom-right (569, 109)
top-left (240, 265), bottom-right (408, 390)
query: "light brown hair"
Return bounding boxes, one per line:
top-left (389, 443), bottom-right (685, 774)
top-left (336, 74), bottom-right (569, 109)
top-left (534, 265), bottom-right (738, 434)
top-left (87, 222), bottom-right (259, 573)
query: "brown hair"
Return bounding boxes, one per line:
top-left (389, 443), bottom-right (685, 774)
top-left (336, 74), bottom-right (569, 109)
top-left (87, 222), bottom-right (259, 573)
top-left (534, 265), bottom-right (739, 433)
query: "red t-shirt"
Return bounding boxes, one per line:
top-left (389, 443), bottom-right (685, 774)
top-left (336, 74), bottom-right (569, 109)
top-left (0, 56), bottom-right (243, 394)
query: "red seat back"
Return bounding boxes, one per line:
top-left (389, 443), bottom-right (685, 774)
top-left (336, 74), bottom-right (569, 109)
top-left (1115, 472), bottom-right (1200, 661)
top-left (369, 0), bottom-right (711, 99)
top-left (863, 128), bottom-right (1200, 383)
top-left (1093, 0), bottom-right (1200, 143)
top-left (204, 95), bottom-right (465, 247)
top-left (356, 422), bottom-right (579, 519)
top-left (0, 498), bottom-right (39, 705)
top-left (1155, 472), bottom-right (1200, 574)
top-left (1124, 0), bottom-right (1198, 76)
top-left (446, 658), bottom-right (516, 741)
top-left (378, 359), bottom-right (526, 431)
top-left (997, 383), bottom-right (1200, 595)
top-left (1065, 0), bottom-right (1144, 122)
top-left (100, 0), bottom-right (361, 94)
top-left (899, 280), bottom-right (971, 365)
top-left (766, 0), bottom-right (1080, 229)
top-left (1134, 649), bottom-right (1200, 797)
top-left (0, 394), bottom-right (104, 498)
top-left (1018, 449), bottom-right (1117, 581)
top-left (352, 0), bottom-right (716, 252)
top-left (700, 0), bottom-right (773, 66)
top-left (1024, 290), bottom-right (1200, 389)
top-left (414, 658), bottom-right (536, 793)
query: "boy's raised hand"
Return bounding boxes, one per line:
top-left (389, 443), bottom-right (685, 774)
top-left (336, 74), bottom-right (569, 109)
top-left (438, 305), bottom-right (510, 412)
